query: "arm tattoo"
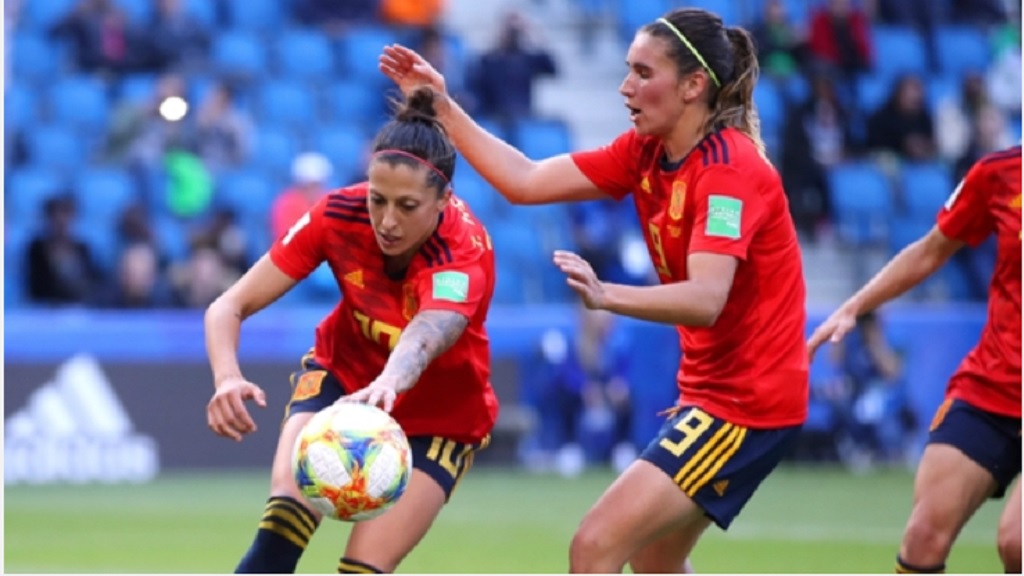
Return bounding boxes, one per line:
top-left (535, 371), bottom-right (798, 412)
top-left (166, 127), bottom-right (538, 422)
top-left (379, 310), bottom-right (469, 393)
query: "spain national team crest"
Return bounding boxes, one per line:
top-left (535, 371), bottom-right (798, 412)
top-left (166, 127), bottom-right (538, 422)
top-left (402, 283), bottom-right (418, 321)
top-left (292, 371), bottom-right (327, 402)
top-left (669, 180), bottom-right (686, 220)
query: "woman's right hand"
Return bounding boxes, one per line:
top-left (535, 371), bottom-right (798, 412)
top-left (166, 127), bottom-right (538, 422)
top-left (207, 377), bottom-right (267, 442)
top-left (379, 44), bottom-right (448, 100)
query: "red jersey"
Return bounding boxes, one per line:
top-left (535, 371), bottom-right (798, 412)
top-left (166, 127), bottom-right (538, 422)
top-left (269, 184), bottom-right (499, 442)
top-left (936, 146), bottom-right (1022, 418)
top-left (571, 127), bottom-right (808, 428)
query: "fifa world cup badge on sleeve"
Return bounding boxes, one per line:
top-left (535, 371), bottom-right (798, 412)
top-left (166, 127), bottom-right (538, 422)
top-left (706, 195), bottom-right (743, 239)
top-left (432, 271), bottom-right (469, 303)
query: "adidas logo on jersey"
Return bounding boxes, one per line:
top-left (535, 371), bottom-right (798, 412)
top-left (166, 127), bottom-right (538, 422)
top-left (4, 354), bottom-right (159, 485)
top-left (344, 269), bottom-right (364, 289)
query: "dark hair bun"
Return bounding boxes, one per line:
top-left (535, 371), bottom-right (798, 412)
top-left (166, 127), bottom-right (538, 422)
top-left (395, 86), bottom-right (439, 125)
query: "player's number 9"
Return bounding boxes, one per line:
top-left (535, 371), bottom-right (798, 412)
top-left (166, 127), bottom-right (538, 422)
top-left (648, 223), bottom-right (672, 277)
top-left (659, 408), bottom-right (714, 457)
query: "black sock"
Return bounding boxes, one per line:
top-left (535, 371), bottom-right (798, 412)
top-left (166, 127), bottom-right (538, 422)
top-left (337, 557), bottom-right (384, 573)
top-left (235, 496), bottom-right (319, 574)
top-left (896, 555), bottom-right (946, 573)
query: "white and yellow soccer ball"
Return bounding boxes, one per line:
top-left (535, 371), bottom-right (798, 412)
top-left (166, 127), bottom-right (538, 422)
top-left (292, 403), bottom-right (412, 522)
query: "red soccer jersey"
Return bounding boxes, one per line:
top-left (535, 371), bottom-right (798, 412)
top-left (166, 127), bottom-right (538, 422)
top-left (936, 146), bottom-right (1022, 418)
top-left (269, 184), bottom-right (499, 442)
top-left (571, 127), bottom-right (808, 428)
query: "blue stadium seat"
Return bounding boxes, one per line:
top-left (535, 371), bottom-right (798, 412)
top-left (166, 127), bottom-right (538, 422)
top-left (252, 128), bottom-right (300, 176)
top-left (926, 75), bottom-right (960, 112)
top-left (899, 162), bottom-right (953, 218)
top-left (666, 0), bottom-right (739, 24)
top-left (276, 31), bottom-right (335, 81)
top-left (828, 162), bottom-right (892, 245)
top-left (77, 225), bottom-right (120, 273)
top-left (49, 76), bottom-right (110, 129)
top-left (20, 0), bottom-right (77, 30)
top-left (153, 216), bottom-right (191, 263)
top-left (936, 26), bottom-right (990, 77)
top-left (514, 118), bottom-right (573, 160)
top-left (184, 0), bottom-right (218, 26)
top-left (219, 170), bottom-right (278, 221)
top-left (871, 27), bottom-right (928, 79)
top-left (313, 126), bottom-right (368, 183)
top-left (324, 81), bottom-right (386, 126)
top-left (118, 74), bottom-right (159, 103)
top-left (743, 0), bottom-right (812, 29)
top-left (857, 75), bottom-right (893, 114)
top-left (5, 84), bottom-right (38, 132)
top-left (12, 33), bottom-right (60, 83)
top-left (754, 81), bottom-right (783, 133)
top-left (886, 215), bottom-right (932, 256)
top-left (8, 168), bottom-right (63, 221)
top-left (113, 0), bottom-right (154, 25)
top-left (224, 0), bottom-right (282, 30)
top-left (4, 224), bottom-right (32, 309)
top-left (338, 27), bottom-right (404, 83)
top-left (614, 0), bottom-right (668, 43)
top-left (212, 32), bottom-right (267, 78)
top-left (258, 81), bottom-right (317, 128)
top-left (26, 125), bottom-right (85, 171)
top-left (452, 173), bottom-right (498, 224)
top-left (75, 168), bottom-right (138, 225)
top-left (491, 221), bottom-right (546, 303)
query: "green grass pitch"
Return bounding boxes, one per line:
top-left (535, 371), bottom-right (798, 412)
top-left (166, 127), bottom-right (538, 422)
top-left (4, 465), bottom-right (1005, 573)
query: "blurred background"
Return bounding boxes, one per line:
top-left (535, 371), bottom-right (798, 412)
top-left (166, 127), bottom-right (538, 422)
top-left (3, 0), bottom-right (1021, 572)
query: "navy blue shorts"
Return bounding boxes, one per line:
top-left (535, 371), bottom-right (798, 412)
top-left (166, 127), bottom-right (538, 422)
top-left (928, 398), bottom-right (1021, 498)
top-left (639, 405), bottom-right (801, 530)
top-left (283, 351), bottom-right (489, 500)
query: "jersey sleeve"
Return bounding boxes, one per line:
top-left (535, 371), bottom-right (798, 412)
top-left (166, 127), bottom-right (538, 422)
top-left (268, 195), bottom-right (329, 280)
top-left (936, 160), bottom-right (994, 247)
top-left (570, 130), bottom-right (641, 200)
top-left (688, 165), bottom-right (769, 260)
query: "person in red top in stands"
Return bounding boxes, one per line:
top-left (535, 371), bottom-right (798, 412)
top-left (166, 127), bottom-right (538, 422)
top-left (204, 87), bottom-right (498, 575)
top-left (381, 7), bottom-right (808, 573)
top-left (810, 146), bottom-right (1022, 574)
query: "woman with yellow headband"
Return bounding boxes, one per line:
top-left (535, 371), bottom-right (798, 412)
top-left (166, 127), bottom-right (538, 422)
top-left (382, 7), bottom-right (808, 573)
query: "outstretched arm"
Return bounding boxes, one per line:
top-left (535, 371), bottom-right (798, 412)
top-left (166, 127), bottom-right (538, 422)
top-left (378, 310), bottom-right (469, 392)
top-left (807, 226), bottom-right (964, 357)
top-left (341, 310), bottom-right (470, 411)
top-left (380, 45), bottom-right (608, 205)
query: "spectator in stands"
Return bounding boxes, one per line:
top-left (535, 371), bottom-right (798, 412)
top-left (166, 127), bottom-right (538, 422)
top-left (807, 0), bottom-right (872, 98)
top-left (109, 242), bottom-right (172, 308)
top-left (867, 74), bottom-right (936, 161)
top-left (469, 10), bottom-right (557, 122)
top-left (105, 72), bottom-right (189, 171)
top-left (781, 72), bottom-right (853, 241)
top-left (25, 194), bottom-right (102, 306)
top-left (828, 310), bottom-right (912, 469)
top-left (418, 26), bottom-right (469, 106)
top-left (270, 152), bottom-right (333, 241)
top-left (292, 0), bottom-right (378, 35)
top-left (986, 23), bottom-right (1022, 119)
top-left (534, 306), bottom-right (634, 477)
top-left (750, 0), bottom-right (806, 80)
top-left (936, 73), bottom-right (991, 163)
top-left (169, 235), bottom-right (240, 309)
top-left (145, 0), bottom-right (210, 72)
top-left (49, 0), bottom-right (146, 75)
top-left (569, 201), bottom-right (629, 283)
top-left (191, 81), bottom-right (252, 173)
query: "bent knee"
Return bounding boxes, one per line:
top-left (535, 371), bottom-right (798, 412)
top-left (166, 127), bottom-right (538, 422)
top-left (570, 523), bottom-right (618, 573)
top-left (902, 515), bottom-right (957, 564)
top-left (628, 556), bottom-right (689, 574)
top-left (998, 528), bottom-right (1021, 572)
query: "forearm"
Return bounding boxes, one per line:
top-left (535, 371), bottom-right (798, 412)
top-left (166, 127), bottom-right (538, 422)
top-left (602, 281), bottom-right (724, 327)
top-left (204, 298), bottom-right (245, 387)
top-left (842, 234), bottom-right (953, 316)
top-left (377, 310), bottom-right (469, 393)
top-left (438, 98), bottom-right (537, 203)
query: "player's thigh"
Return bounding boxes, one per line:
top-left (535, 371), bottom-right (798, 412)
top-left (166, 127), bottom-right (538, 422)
top-left (270, 354), bottom-right (345, 496)
top-left (628, 513), bottom-right (711, 574)
top-left (578, 406), bottom-right (798, 562)
top-left (344, 436), bottom-right (489, 571)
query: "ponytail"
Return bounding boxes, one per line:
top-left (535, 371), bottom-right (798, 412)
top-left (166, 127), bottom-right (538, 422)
top-left (705, 26), bottom-right (764, 155)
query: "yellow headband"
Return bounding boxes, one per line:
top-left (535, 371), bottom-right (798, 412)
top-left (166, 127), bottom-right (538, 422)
top-left (657, 17), bottom-right (721, 87)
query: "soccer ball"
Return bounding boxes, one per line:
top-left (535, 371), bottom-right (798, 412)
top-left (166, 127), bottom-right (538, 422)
top-left (292, 403), bottom-right (412, 522)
